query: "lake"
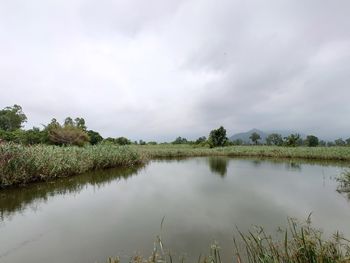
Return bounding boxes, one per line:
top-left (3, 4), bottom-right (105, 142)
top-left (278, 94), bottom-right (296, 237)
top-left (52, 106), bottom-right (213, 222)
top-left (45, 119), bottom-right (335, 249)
top-left (1, 157), bottom-right (350, 263)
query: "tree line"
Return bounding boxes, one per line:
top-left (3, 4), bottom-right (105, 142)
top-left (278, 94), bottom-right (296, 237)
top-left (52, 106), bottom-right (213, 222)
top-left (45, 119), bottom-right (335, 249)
top-left (1, 105), bottom-right (349, 148)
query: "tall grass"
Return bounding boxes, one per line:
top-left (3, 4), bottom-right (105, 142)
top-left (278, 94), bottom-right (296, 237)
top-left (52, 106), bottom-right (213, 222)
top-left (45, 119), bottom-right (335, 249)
top-left (106, 217), bottom-right (350, 263)
top-left (136, 145), bottom-right (350, 162)
top-left (0, 143), bottom-right (146, 187)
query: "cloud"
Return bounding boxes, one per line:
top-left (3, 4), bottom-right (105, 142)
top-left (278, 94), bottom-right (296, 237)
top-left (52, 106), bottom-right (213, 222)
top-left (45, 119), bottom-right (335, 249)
top-left (0, 0), bottom-right (349, 141)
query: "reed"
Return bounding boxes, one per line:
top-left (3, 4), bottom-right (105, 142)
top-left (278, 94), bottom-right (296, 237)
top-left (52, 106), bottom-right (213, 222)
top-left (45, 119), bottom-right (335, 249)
top-left (0, 143), bottom-right (146, 187)
top-left (136, 145), bottom-right (350, 162)
top-left (106, 217), bottom-right (350, 263)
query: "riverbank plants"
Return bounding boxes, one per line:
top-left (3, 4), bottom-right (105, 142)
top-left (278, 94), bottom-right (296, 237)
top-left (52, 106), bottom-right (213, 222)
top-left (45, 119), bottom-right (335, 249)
top-left (106, 218), bottom-right (350, 263)
top-left (137, 145), bottom-right (350, 161)
top-left (0, 143), bottom-right (145, 187)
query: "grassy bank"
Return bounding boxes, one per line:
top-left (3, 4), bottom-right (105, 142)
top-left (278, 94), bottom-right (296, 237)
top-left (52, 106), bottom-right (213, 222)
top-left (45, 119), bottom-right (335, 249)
top-left (106, 218), bottom-right (350, 263)
top-left (0, 143), bottom-right (145, 187)
top-left (136, 144), bottom-right (350, 161)
top-left (1, 143), bottom-right (350, 188)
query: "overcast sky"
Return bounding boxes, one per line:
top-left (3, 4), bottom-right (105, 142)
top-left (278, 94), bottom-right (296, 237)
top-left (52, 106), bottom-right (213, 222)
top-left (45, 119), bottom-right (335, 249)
top-left (0, 0), bottom-right (349, 141)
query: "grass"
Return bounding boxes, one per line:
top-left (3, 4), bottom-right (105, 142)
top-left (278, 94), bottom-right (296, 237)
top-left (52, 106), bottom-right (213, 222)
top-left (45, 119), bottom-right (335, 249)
top-left (106, 217), bottom-right (350, 263)
top-left (0, 143), bottom-right (146, 187)
top-left (1, 143), bottom-right (350, 188)
top-left (136, 144), bottom-right (350, 162)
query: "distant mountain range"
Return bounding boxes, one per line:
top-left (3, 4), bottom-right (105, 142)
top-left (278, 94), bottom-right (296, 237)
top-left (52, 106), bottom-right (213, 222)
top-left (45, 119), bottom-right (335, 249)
top-left (229, 129), bottom-right (306, 143)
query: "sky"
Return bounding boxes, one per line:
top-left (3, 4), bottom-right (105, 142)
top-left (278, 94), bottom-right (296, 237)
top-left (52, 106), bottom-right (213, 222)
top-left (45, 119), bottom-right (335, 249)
top-left (0, 0), bottom-right (349, 141)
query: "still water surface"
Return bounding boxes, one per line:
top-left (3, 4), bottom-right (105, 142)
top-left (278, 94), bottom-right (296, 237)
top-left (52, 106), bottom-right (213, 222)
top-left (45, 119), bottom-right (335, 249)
top-left (1, 157), bottom-right (350, 263)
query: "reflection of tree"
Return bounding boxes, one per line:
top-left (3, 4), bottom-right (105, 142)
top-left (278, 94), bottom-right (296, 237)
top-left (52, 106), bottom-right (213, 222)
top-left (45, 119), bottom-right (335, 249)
top-left (337, 171), bottom-right (350, 201)
top-left (286, 162), bottom-right (301, 171)
top-left (208, 157), bottom-right (229, 177)
top-left (0, 165), bottom-right (144, 220)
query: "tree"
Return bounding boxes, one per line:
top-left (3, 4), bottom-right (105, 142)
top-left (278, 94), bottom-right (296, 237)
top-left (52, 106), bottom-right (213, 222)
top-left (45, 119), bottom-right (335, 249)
top-left (48, 125), bottom-right (89, 146)
top-left (87, 130), bottom-right (103, 145)
top-left (249, 132), bottom-right (261, 145)
top-left (346, 138), bottom-right (350, 146)
top-left (284, 134), bottom-right (301, 147)
top-left (64, 117), bottom-right (74, 127)
top-left (305, 135), bottom-right (319, 147)
top-left (115, 137), bottom-right (131, 145)
top-left (74, 118), bottom-right (87, 131)
top-left (335, 138), bottom-right (346, 146)
top-left (0, 104), bottom-right (27, 131)
top-left (22, 127), bottom-right (45, 145)
top-left (231, 139), bottom-right (243, 145)
top-left (172, 137), bottom-right (188, 144)
top-left (195, 136), bottom-right (207, 144)
top-left (208, 126), bottom-right (227, 148)
top-left (266, 133), bottom-right (283, 146)
top-left (319, 140), bottom-right (326, 147)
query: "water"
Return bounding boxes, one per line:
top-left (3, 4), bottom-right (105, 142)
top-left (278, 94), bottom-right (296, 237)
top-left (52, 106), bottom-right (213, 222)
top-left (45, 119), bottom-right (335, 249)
top-left (0, 157), bottom-right (350, 263)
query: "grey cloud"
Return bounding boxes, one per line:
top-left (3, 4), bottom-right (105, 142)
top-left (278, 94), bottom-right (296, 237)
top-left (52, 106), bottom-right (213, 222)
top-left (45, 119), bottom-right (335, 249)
top-left (0, 0), bottom-right (349, 141)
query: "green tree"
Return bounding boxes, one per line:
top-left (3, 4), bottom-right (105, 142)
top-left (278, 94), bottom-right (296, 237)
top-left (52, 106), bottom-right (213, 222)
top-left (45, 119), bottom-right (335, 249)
top-left (115, 137), bottom-right (131, 145)
top-left (208, 126), bottom-right (227, 148)
top-left (87, 130), bottom-right (103, 145)
top-left (48, 125), bottom-right (89, 146)
top-left (346, 138), bottom-right (350, 146)
top-left (305, 135), bottom-right (319, 147)
top-left (284, 134), bottom-right (301, 147)
top-left (74, 117), bottom-right (87, 131)
top-left (249, 132), bottom-right (261, 145)
top-left (172, 137), bottom-right (188, 144)
top-left (22, 127), bottom-right (45, 145)
top-left (0, 104), bottom-right (27, 131)
top-left (266, 133), bottom-right (283, 146)
top-left (195, 136), bottom-right (206, 144)
top-left (335, 138), bottom-right (346, 146)
top-left (64, 117), bottom-right (74, 127)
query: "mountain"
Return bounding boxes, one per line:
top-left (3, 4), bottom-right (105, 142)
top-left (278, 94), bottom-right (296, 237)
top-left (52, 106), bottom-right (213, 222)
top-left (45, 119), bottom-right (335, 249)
top-left (229, 129), bottom-right (268, 143)
top-left (229, 129), bottom-right (307, 144)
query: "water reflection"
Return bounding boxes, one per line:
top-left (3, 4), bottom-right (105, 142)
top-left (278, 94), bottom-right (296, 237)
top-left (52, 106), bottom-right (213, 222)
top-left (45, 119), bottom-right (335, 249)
top-left (0, 165), bottom-right (143, 221)
top-left (0, 158), bottom-right (350, 263)
top-left (207, 157), bottom-right (229, 177)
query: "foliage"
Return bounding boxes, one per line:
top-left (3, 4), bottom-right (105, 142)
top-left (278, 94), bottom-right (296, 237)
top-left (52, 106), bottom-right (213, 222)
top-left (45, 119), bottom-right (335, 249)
top-left (48, 125), bottom-right (89, 146)
top-left (233, 217), bottom-right (350, 263)
top-left (346, 138), bottom-right (350, 146)
top-left (195, 136), bottom-right (207, 144)
top-left (172, 136), bottom-right (188, 144)
top-left (139, 140), bottom-right (146, 145)
top-left (0, 104), bottom-right (27, 131)
top-left (0, 143), bottom-right (145, 187)
top-left (335, 138), bottom-right (346, 146)
top-left (284, 134), bottom-right (302, 147)
top-left (266, 133), bottom-right (283, 146)
top-left (249, 132), bottom-right (261, 145)
top-left (106, 218), bottom-right (350, 263)
top-left (305, 135), bottom-right (319, 147)
top-left (87, 130), bottom-right (103, 145)
top-left (135, 144), bottom-right (350, 161)
top-left (115, 137), bottom-right (131, 145)
top-left (208, 126), bottom-right (228, 148)
top-left (231, 139), bottom-right (243, 145)
top-left (44, 117), bottom-right (90, 146)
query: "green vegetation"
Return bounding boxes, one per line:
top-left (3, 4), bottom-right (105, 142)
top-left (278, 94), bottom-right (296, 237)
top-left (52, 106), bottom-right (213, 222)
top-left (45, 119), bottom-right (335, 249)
top-left (0, 104), bottom-right (27, 131)
top-left (249, 132), bottom-right (261, 145)
top-left (106, 218), bottom-right (350, 263)
top-left (136, 144), bottom-right (350, 161)
top-left (209, 126), bottom-right (228, 148)
top-left (0, 143), bottom-right (145, 187)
